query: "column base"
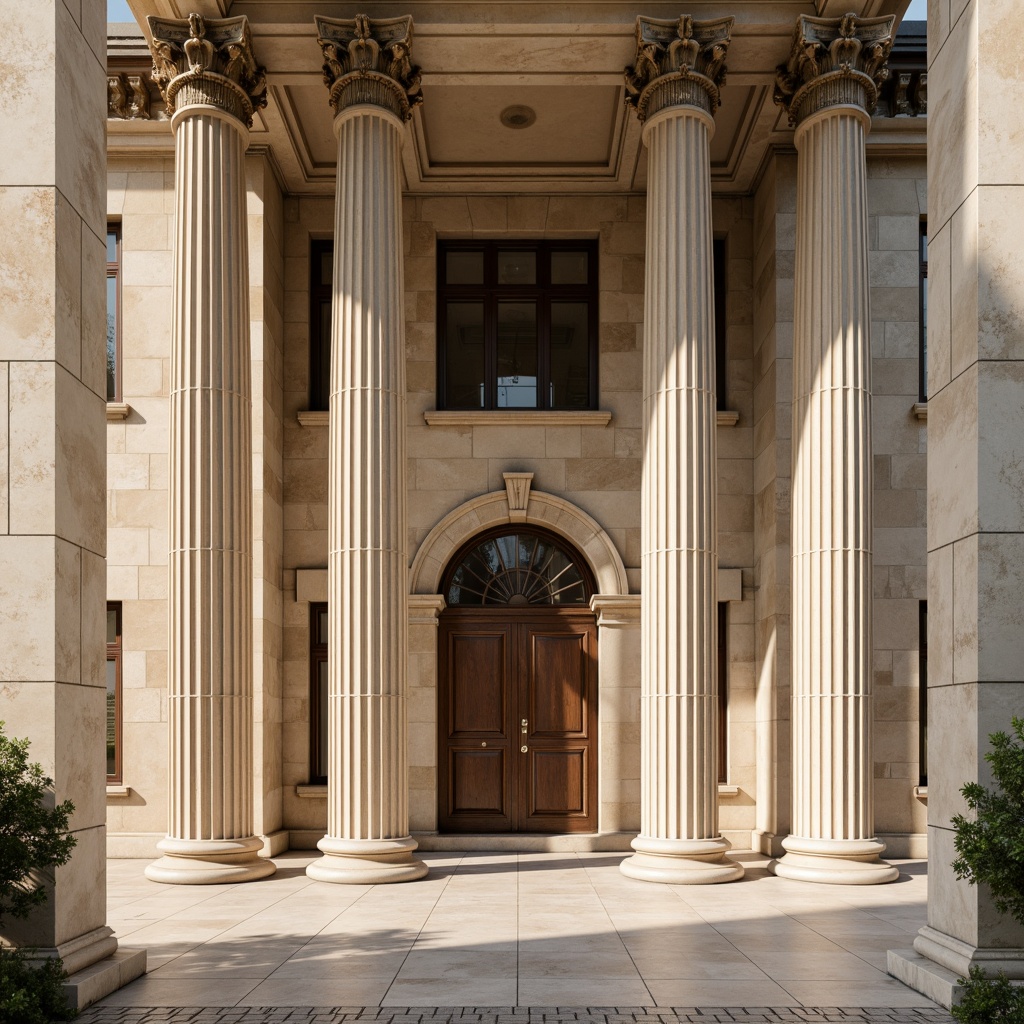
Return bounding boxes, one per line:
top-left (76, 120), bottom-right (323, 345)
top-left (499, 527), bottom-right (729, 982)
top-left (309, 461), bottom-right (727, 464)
top-left (145, 836), bottom-right (277, 884)
top-left (769, 835), bottom-right (899, 885)
top-left (619, 835), bottom-right (744, 884)
top-left (306, 835), bottom-right (428, 884)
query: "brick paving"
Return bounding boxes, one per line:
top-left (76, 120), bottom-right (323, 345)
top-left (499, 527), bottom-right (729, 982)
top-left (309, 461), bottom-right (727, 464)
top-left (77, 1007), bottom-right (955, 1024)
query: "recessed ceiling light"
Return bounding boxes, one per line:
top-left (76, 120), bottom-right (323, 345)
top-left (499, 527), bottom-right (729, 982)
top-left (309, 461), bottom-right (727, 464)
top-left (500, 105), bottom-right (536, 129)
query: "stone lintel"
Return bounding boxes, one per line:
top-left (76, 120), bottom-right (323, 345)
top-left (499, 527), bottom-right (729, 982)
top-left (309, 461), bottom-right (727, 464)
top-left (315, 13), bottom-right (422, 122)
top-left (148, 13), bottom-right (266, 127)
top-left (624, 15), bottom-right (733, 122)
top-left (775, 13), bottom-right (896, 127)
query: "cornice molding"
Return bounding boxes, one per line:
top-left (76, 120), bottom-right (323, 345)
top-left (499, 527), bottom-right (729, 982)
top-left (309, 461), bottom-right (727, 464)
top-left (624, 15), bottom-right (733, 122)
top-left (315, 14), bottom-right (422, 123)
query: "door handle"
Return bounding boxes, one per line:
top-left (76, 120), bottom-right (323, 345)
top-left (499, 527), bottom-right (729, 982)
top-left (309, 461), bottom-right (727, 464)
top-left (520, 745), bottom-right (528, 753)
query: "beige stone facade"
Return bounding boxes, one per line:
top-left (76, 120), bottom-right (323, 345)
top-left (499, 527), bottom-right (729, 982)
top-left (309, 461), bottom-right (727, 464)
top-left (11, 0), bottom-right (1019, 1008)
top-left (100, 4), bottom-right (930, 867)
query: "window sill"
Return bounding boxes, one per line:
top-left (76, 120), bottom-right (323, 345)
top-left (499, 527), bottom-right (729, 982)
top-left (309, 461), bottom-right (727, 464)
top-left (914, 785), bottom-right (928, 803)
top-left (912, 401), bottom-right (928, 421)
top-left (296, 784), bottom-right (328, 798)
top-left (106, 402), bottom-right (131, 422)
top-left (424, 410), bottom-right (612, 427)
top-left (297, 410), bottom-right (328, 427)
top-left (717, 410), bottom-right (740, 427)
top-left (106, 785), bottom-right (131, 798)
top-left (718, 784), bottom-right (740, 797)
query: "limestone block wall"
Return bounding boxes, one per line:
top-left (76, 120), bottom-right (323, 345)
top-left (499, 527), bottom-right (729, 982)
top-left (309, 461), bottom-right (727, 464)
top-left (280, 191), bottom-right (761, 842)
top-left (105, 156), bottom-right (174, 849)
top-left (712, 196), bottom-right (757, 840)
top-left (867, 155), bottom-right (928, 849)
top-left (247, 152), bottom-right (287, 853)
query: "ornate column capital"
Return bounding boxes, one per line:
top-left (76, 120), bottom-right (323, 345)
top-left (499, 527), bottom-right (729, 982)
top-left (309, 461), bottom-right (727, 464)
top-left (147, 13), bottom-right (267, 128)
top-left (315, 14), bottom-right (422, 122)
top-left (774, 13), bottom-right (895, 127)
top-left (624, 15), bottom-right (733, 122)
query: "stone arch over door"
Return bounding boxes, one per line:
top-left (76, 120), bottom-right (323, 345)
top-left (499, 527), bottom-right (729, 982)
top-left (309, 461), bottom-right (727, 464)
top-left (410, 483), bottom-right (628, 598)
top-left (406, 480), bottom-right (640, 843)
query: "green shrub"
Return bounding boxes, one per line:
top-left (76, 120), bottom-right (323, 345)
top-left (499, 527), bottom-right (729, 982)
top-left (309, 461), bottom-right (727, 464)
top-left (952, 965), bottom-right (1024, 1024)
top-left (950, 718), bottom-right (1024, 1020)
top-left (0, 722), bottom-right (78, 1022)
top-left (951, 717), bottom-right (1024, 924)
top-left (0, 948), bottom-right (78, 1024)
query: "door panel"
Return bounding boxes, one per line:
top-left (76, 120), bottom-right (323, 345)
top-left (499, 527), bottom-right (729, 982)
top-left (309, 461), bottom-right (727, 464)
top-left (527, 632), bottom-right (587, 735)
top-left (439, 610), bottom-right (597, 833)
top-left (450, 632), bottom-right (507, 736)
top-left (439, 623), bottom-right (513, 832)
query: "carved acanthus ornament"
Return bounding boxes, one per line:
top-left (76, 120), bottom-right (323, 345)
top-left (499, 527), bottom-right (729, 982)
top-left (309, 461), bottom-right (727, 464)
top-left (624, 15), bottom-right (733, 122)
top-left (108, 72), bottom-right (153, 119)
top-left (775, 13), bottom-right (895, 127)
top-left (147, 13), bottom-right (267, 128)
top-left (315, 14), bottom-right (422, 122)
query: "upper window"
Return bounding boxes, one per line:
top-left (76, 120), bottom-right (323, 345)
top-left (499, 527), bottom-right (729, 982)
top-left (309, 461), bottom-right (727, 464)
top-left (106, 226), bottom-right (121, 402)
top-left (309, 240), bottom-right (334, 412)
top-left (106, 602), bottom-right (122, 783)
top-left (437, 240), bottom-right (599, 411)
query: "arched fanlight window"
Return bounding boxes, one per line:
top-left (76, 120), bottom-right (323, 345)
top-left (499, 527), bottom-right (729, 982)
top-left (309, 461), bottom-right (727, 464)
top-left (443, 529), bottom-right (593, 607)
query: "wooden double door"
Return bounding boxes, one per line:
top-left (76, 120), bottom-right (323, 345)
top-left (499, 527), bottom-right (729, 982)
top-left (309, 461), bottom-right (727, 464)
top-left (438, 609), bottom-right (597, 833)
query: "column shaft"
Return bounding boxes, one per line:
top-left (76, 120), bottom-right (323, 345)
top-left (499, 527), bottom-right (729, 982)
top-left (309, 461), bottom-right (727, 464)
top-left (306, 106), bottom-right (425, 884)
top-left (771, 12), bottom-right (897, 886)
top-left (621, 107), bottom-right (741, 885)
top-left (145, 14), bottom-right (273, 883)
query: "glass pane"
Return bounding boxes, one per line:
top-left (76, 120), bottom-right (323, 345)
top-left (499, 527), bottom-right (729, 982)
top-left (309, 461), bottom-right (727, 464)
top-left (445, 530), bottom-right (589, 606)
top-left (106, 230), bottom-right (118, 263)
top-left (317, 661), bottom-right (329, 780)
top-left (551, 250), bottom-right (588, 285)
top-left (320, 250), bottom-right (334, 287)
top-left (106, 275), bottom-right (117, 401)
top-left (317, 609), bottom-right (328, 644)
top-left (106, 608), bottom-right (118, 644)
top-left (106, 659), bottom-right (117, 776)
top-left (444, 302), bottom-right (485, 408)
top-left (549, 302), bottom-right (590, 409)
top-left (496, 302), bottom-right (537, 408)
top-left (446, 251), bottom-right (483, 285)
top-left (317, 299), bottom-right (331, 409)
top-left (497, 250), bottom-right (536, 285)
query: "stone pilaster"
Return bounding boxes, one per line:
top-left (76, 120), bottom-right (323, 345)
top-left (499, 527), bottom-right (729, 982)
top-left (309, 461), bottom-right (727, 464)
top-left (888, 0), bottom-right (1024, 1006)
top-left (771, 13), bottom-right (898, 886)
top-left (0, 0), bottom-right (146, 1005)
top-left (306, 13), bottom-right (426, 884)
top-left (144, 14), bottom-right (274, 885)
top-left (619, 15), bottom-right (742, 885)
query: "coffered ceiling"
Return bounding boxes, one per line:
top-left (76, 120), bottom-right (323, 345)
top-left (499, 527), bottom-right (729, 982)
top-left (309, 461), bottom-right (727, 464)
top-left (110, 0), bottom-right (924, 195)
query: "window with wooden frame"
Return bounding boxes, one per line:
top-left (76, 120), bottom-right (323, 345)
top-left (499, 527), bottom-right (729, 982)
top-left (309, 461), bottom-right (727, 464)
top-left (309, 602), bottom-right (329, 784)
top-left (309, 240), bottom-right (334, 412)
top-left (106, 225), bottom-right (121, 402)
top-left (717, 601), bottom-right (728, 784)
top-left (919, 600), bottom-right (928, 786)
top-left (919, 220), bottom-right (928, 402)
top-left (437, 240), bottom-right (599, 411)
top-left (106, 602), bottom-right (122, 783)
top-left (713, 236), bottom-right (727, 410)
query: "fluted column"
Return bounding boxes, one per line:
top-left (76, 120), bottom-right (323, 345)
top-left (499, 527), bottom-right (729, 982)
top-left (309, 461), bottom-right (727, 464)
top-left (306, 14), bottom-right (427, 884)
top-left (620, 16), bottom-right (742, 885)
top-left (771, 13), bottom-right (898, 885)
top-left (145, 14), bottom-right (274, 885)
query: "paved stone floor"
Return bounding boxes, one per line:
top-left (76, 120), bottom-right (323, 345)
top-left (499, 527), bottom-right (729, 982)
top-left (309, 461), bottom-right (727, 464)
top-left (79, 852), bottom-right (952, 1022)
